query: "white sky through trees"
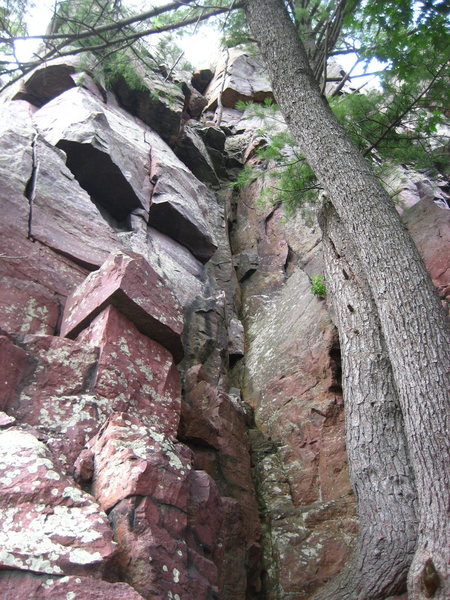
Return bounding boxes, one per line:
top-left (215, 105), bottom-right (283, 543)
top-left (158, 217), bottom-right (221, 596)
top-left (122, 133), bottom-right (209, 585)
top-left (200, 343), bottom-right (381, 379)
top-left (17, 0), bottom-right (382, 86)
top-left (19, 0), bottom-right (221, 67)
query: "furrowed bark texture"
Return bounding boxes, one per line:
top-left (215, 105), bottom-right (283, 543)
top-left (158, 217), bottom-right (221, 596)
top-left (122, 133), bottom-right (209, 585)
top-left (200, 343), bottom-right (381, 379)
top-left (244, 1), bottom-right (450, 598)
top-left (315, 200), bottom-right (418, 599)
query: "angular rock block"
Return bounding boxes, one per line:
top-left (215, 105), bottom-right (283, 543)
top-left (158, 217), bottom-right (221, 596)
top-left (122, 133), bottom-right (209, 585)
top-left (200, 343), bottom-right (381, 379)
top-left (149, 160), bottom-right (218, 263)
top-left (33, 87), bottom-right (218, 264)
top-left (0, 429), bottom-right (116, 577)
top-left (173, 125), bottom-right (219, 185)
top-left (78, 305), bottom-right (181, 436)
top-left (61, 250), bottom-right (184, 362)
top-left (204, 49), bottom-right (274, 111)
top-left (33, 87), bottom-right (152, 217)
top-left (89, 412), bottom-right (192, 513)
top-left (6, 335), bottom-right (100, 424)
top-left (30, 136), bottom-right (120, 269)
top-left (12, 63), bottom-right (76, 107)
top-left (0, 102), bottom-right (120, 273)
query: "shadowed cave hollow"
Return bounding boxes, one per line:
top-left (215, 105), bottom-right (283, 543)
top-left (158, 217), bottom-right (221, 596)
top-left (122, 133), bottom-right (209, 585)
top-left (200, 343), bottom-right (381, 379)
top-left (57, 140), bottom-right (142, 225)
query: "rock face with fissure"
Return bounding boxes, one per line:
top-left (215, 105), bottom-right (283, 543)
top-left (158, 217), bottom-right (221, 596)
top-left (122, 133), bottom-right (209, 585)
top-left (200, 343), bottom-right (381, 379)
top-left (0, 47), bottom-right (448, 600)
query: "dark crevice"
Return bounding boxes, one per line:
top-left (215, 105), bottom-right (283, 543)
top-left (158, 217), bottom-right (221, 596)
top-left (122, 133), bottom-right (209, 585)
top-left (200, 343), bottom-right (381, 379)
top-left (57, 140), bottom-right (141, 227)
top-left (263, 201), bottom-right (282, 234)
top-left (328, 335), bottom-right (343, 394)
top-left (283, 244), bottom-right (297, 276)
top-left (24, 133), bottom-right (39, 240)
top-left (229, 353), bottom-right (243, 369)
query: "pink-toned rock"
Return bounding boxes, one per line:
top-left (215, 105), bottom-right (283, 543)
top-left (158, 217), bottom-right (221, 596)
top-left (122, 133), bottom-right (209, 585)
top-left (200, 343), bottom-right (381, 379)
top-left (110, 496), bottom-right (194, 599)
top-left (180, 370), bottom-right (262, 599)
top-left (0, 428), bottom-right (116, 577)
top-left (109, 493), bottom-right (221, 600)
top-left (6, 334), bottom-right (100, 422)
top-left (188, 470), bottom-right (223, 552)
top-left (181, 374), bottom-right (259, 539)
top-left (77, 305), bottom-right (181, 436)
top-left (89, 412), bottom-right (191, 512)
top-left (87, 413), bottom-right (221, 599)
top-left (0, 335), bottom-right (27, 411)
top-left (31, 136), bottom-right (120, 269)
top-left (404, 199), bottom-right (450, 302)
top-left (0, 276), bottom-right (59, 335)
top-left (6, 305), bottom-right (182, 468)
top-left (0, 411), bottom-right (15, 426)
top-left (4, 335), bottom-right (106, 471)
top-left (0, 572), bottom-right (146, 600)
top-left (61, 250), bottom-right (184, 362)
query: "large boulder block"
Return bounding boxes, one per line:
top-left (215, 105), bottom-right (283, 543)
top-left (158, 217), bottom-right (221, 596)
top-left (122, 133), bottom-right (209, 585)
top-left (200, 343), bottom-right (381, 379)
top-left (84, 412), bottom-right (221, 599)
top-left (77, 305), bottom-right (181, 437)
top-left (89, 413), bottom-right (192, 512)
top-left (149, 132), bottom-right (218, 262)
top-left (33, 86), bottom-right (218, 263)
top-left (33, 87), bottom-right (152, 218)
top-left (0, 429), bottom-right (116, 577)
top-left (204, 49), bottom-right (274, 112)
top-left (0, 102), bottom-right (120, 277)
top-left (61, 250), bottom-right (184, 362)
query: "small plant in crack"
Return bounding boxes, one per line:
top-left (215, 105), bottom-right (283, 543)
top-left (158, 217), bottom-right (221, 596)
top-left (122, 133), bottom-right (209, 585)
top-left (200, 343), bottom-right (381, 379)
top-left (310, 274), bottom-right (326, 299)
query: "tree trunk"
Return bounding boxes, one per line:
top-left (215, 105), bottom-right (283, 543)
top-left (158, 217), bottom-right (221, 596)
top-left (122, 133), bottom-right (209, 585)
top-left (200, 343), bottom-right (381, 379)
top-left (243, 1), bottom-right (450, 598)
top-left (316, 199), bottom-right (418, 599)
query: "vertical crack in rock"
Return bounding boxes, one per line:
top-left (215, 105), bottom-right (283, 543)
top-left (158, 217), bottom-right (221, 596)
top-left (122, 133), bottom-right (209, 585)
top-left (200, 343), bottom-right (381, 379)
top-left (328, 334), bottom-right (343, 394)
top-left (24, 133), bottom-right (40, 240)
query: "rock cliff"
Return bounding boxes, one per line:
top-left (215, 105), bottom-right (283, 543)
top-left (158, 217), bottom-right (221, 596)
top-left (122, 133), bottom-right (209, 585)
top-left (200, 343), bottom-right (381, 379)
top-left (0, 49), bottom-right (448, 600)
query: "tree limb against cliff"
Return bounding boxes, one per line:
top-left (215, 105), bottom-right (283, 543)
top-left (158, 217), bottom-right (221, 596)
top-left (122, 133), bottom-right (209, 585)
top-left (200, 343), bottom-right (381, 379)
top-left (0, 0), bottom-right (243, 89)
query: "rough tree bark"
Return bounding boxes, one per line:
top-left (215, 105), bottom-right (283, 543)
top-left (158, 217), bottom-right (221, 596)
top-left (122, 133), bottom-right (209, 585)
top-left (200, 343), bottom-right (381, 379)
top-left (318, 199), bottom-right (418, 598)
top-left (243, 1), bottom-right (449, 599)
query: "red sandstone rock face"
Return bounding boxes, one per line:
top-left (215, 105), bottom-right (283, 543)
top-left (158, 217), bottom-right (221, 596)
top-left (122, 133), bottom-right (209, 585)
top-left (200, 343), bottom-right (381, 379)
top-left (402, 199), bottom-right (450, 305)
top-left (0, 276), bottom-right (60, 335)
top-left (180, 367), bottom-right (262, 599)
top-left (85, 412), bottom-right (222, 599)
top-left (0, 572), bottom-right (146, 600)
top-left (0, 335), bottom-right (27, 411)
top-left (0, 64), bottom-right (259, 599)
top-left (230, 174), bottom-right (356, 598)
